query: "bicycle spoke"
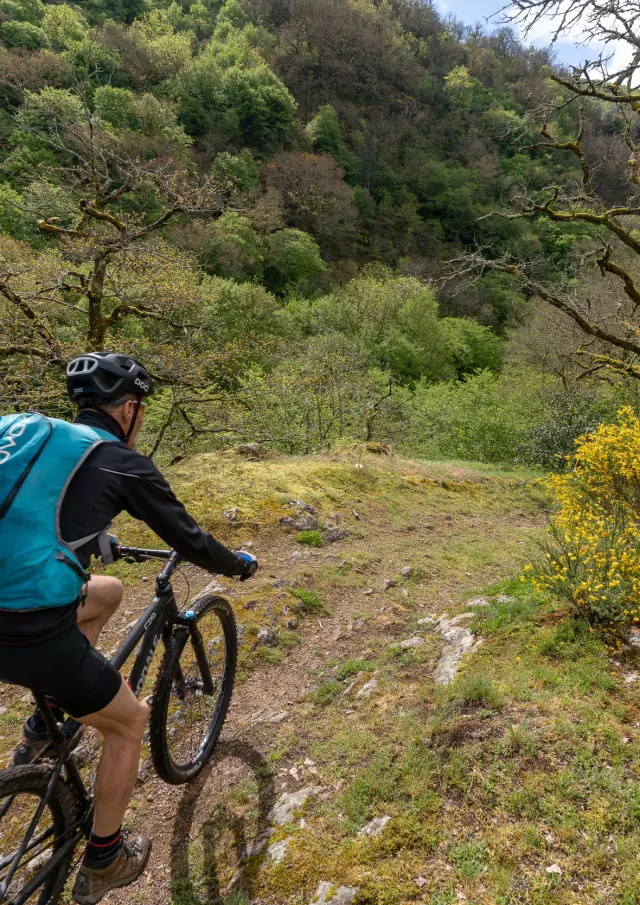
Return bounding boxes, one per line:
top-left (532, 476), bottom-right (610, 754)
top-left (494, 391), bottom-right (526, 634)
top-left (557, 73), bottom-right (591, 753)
top-left (0, 780), bottom-right (67, 904)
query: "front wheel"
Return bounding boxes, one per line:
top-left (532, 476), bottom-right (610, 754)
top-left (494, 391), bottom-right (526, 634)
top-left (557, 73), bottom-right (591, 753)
top-left (149, 594), bottom-right (237, 785)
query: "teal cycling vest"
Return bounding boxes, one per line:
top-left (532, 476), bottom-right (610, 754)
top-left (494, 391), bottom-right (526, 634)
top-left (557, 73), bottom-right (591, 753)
top-left (0, 413), bottom-right (118, 611)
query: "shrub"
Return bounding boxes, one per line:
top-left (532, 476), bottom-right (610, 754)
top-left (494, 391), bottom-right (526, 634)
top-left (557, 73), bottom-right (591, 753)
top-left (290, 587), bottom-right (328, 614)
top-left (406, 369), bottom-right (549, 463)
top-left (0, 20), bottom-right (47, 49)
top-left (533, 408), bottom-right (640, 632)
top-left (296, 529), bottom-right (323, 547)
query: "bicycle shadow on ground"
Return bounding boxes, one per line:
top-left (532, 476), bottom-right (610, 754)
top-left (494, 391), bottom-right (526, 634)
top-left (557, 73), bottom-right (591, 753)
top-left (170, 738), bottom-right (276, 904)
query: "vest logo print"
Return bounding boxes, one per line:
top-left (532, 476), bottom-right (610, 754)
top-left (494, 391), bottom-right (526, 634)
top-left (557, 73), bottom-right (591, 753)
top-left (0, 415), bottom-right (30, 465)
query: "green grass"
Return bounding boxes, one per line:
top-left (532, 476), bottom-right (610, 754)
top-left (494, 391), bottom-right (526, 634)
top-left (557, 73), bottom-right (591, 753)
top-left (309, 679), bottom-right (344, 706)
top-left (296, 530), bottom-right (323, 547)
top-left (289, 587), bottom-right (328, 615)
top-left (256, 579), bottom-right (639, 905)
top-left (443, 672), bottom-right (505, 710)
top-left (334, 659), bottom-right (375, 681)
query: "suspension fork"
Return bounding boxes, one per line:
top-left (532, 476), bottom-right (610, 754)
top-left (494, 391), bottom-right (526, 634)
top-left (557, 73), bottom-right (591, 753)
top-left (187, 616), bottom-right (215, 696)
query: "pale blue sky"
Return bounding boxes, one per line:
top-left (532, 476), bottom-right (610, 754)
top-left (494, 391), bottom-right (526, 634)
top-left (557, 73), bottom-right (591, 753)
top-left (441, 0), bottom-right (603, 68)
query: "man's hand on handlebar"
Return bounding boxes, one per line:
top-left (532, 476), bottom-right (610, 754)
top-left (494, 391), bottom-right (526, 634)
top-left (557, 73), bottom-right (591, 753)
top-left (234, 550), bottom-right (258, 581)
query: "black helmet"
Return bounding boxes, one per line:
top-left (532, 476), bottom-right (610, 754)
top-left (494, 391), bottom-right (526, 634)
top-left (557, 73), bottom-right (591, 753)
top-left (66, 353), bottom-right (154, 405)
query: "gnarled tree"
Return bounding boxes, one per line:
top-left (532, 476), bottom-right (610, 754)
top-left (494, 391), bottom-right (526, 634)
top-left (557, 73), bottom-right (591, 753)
top-left (460, 0), bottom-right (640, 381)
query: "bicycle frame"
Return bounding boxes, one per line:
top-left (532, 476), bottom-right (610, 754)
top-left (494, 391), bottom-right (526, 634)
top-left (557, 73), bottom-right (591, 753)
top-left (0, 546), bottom-right (215, 905)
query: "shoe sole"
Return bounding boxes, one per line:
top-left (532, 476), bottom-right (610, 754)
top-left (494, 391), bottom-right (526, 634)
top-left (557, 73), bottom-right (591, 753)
top-left (72, 843), bottom-right (152, 905)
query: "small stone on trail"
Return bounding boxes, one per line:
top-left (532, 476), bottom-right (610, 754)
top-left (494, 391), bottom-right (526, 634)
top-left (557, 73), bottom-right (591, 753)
top-left (243, 600), bottom-right (257, 610)
top-left (625, 673), bottom-right (639, 685)
top-left (467, 596), bottom-right (490, 607)
top-left (383, 579), bottom-right (397, 591)
top-left (141, 576), bottom-right (149, 582)
top-left (223, 508), bottom-right (240, 522)
top-left (363, 589), bottom-right (374, 597)
top-left (271, 579), bottom-right (293, 589)
top-left (352, 509), bottom-right (360, 519)
top-left (287, 500), bottom-right (318, 514)
top-left (355, 675), bottom-right (379, 699)
top-left (291, 551), bottom-right (302, 560)
top-left (252, 710), bottom-right (289, 726)
top-left (435, 615), bottom-right (482, 685)
top-left (628, 629), bottom-right (640, 648)
top-left (304, 758), bottom-right (315, 766)
top-left (266, 838), bottom-right (290, 865)
top-left (418, 616), bottom-right (437, 627)
top-left (293, 514), bottom-right (319, 531)
top-left (397, 636), bottom-right (425, 650)
top-left (545, 864), bottom-right (562, 875)
top-left (279, 516), bottom-right (294, 527)
top-left (268, 787), bottom-right (326, 826)
top-left (400, 566), bottom-right (413, 577)
top-left (358, 815), bottom-right (391, 838)
top-left (310, 881), bottom-right (359, 904)
top-left (0, 706), bottom-right (6, 717)
top-left (496, 595), bottom-right (515, 604)
top-left (257, 628), bottom-right (278, 647)
top-left (415, 877), bottom-right (427, 888)
top-left (326, 528), bottom-right (350, 543)
top-left (401, 588), bottom-right (408, 598)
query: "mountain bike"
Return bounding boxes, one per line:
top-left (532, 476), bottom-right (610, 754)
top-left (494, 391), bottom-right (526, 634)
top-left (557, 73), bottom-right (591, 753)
top-left (0, 545), bottom-right (238, 905)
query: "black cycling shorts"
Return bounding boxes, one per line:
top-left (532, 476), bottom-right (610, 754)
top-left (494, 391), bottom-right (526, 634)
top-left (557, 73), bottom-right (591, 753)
top-left (0, 601), bottom-right (122, 719)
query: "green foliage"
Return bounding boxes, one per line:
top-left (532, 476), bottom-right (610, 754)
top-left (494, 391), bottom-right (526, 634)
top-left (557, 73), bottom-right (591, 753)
top-left (310, 678), bottom-right (343, 705)
top-left (0, 0), bottom-right (44, 24)
top-left (440, 317), bottom-right (503, 377)
top-left (209, 149), bottom-right (259, 193)
top-left (289, 587), bottom-right (327, 615)
top-left (406, 369), bottom-right (551, 463)
top-left (296, 529), bottom-right (323, 547)
top-left (263, 229), bottom-right (325, 296)
top-left (0, 19), bottom-right (47, 49)
top-left (41, 4), bottom-right (87, 48)
top-left (306, 104), bottom-right (359, 182)
top-left (286, 268), bottom-right (457, 385)
top-left (175, 38), bottom-right (296, 150)
top-left (444, 673), bottom-right (504, 710)
top-left (199, 212), bottom-right (263, 282)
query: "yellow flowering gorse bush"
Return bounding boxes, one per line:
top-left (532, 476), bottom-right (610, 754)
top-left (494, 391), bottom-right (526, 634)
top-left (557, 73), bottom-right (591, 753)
top-left (533, 408), bottom-right (640, 630)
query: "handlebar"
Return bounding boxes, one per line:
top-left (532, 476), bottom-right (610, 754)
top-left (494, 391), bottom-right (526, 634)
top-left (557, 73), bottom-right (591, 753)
top-left (116, 545), bottom-right (176, 563)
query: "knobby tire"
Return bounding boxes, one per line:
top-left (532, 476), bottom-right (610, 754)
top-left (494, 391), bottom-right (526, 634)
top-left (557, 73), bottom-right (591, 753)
top-left (149, 594), bottom-right (237, 785)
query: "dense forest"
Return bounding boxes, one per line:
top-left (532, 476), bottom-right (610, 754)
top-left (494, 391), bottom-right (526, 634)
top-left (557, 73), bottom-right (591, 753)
top-left (0, 0), bottom-right (633, 463)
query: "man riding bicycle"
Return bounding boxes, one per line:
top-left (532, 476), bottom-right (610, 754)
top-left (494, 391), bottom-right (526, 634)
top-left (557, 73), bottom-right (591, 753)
top-left (0, 353), bottom-right (258, 905)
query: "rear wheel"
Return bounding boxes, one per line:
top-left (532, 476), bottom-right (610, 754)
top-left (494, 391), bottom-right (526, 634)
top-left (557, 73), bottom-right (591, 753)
top-left (0, 766), bottom-right (78, 905)
top-left (149, 594), bottom-right (237, 785)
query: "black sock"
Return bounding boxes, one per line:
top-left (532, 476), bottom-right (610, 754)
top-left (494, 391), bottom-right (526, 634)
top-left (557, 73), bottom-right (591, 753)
top-left (85, 829), bottom-right (123, 869)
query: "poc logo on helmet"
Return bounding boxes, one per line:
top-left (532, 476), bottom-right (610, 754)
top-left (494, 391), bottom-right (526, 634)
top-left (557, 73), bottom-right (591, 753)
top-left (134, 378), bottom-right (150, 392)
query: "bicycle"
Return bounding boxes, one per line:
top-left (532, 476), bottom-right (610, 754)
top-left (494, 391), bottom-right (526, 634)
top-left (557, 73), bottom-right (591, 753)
top-left (0, 545), bottom-right (238, 905)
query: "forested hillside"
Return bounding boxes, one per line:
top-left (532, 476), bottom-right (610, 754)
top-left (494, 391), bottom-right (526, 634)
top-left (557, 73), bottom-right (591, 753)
top-left (0, 0), bottom-right (624, 462)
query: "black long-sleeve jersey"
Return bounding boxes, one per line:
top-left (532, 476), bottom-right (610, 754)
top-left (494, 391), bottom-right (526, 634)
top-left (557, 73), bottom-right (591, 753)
top-left (60, 408), bottom-right (242, 575)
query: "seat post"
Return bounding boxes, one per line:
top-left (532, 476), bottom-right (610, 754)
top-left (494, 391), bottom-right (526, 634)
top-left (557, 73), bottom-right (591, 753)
top-left (31, 689), bottom-right (64, 742)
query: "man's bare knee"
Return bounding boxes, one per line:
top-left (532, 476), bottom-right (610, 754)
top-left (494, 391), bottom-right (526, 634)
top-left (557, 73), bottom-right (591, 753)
top-left (103, 700), bottom-right (149, 745)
